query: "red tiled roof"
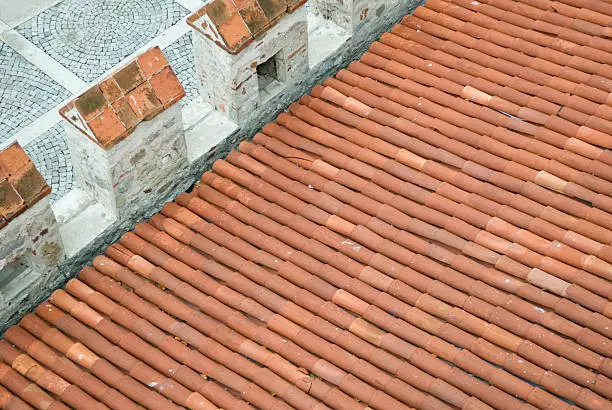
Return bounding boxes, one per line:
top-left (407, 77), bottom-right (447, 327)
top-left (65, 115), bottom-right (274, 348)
top-left (2, 0), bottom-right (612, 408)
top-left (187, 0), bottom-right (307, 54)
top-left (0, 143), bottom-right (50, 229)
top-left (59, 47), bottom-right (185, 150)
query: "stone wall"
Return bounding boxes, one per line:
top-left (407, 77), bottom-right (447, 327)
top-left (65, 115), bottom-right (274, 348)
top-left (65, 105), bottom-right (188, 214)
top-left (309, 0), bottom-right (402, 34)
top-left (0, 197), bottom-right (64, 326)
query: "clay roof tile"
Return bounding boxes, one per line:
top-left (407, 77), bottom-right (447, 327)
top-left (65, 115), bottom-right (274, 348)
top-left (0, 143), bottom-right (50, 226)
top-left (187, 0), bottom-right (304, 54)
top-left (239, 1), bottom-right (270, 37)
top-left (0, 143), bottom-right (30, 177)
top-left (257, 0), bottom-right (287, 22)
top-left (137, 46), bottom-right (169, 78)
top-left (59, 47), bottom-right (184, 150)
top-left (113, 60), bottom-right (146, 94)
top-left (8, 163), bottom-right (50, 207)
top-left (0, 179), bottom-right (24, 221)
top-left (6, 0), bottom-right (612, 408)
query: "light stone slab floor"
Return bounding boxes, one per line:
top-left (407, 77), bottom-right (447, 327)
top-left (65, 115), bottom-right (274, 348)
top-left (0, 0), bottom-right (204, 201)
top-left (0, 0), bottom-right (63, 28)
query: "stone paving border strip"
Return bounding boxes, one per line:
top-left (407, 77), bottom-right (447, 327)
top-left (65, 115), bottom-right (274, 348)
top-left (0, 19), bottom-right (10, 35)
top-left (0, 0), bottom-right (63, 28)
top-left (0, 30), bottom-right (86, 93)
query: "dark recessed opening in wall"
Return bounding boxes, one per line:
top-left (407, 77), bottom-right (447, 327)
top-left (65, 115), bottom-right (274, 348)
top-left (257, 54), bottom-right (279, 90)
top-left (0, 257), bottom-right (34, 301)
top-left (257, 52), bottom-right (285, 102)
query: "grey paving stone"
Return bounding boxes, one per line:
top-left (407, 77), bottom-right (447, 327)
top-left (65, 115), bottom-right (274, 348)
top-left (24, 123), bottom-right (74, 202)
top-left (17, 0), bottom-right (189, 82)
top-left (0, 42), bottom-right (71, 144)
top-left (163, 31), bottom-right (199, 105)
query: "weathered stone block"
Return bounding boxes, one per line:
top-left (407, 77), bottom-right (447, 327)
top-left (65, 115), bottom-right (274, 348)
top-left (309, 0), bottom-right (410, 34)
top-left (61, 47), bottom-right (189, 218)
top-left (64, 104), bottom-right (188, 216)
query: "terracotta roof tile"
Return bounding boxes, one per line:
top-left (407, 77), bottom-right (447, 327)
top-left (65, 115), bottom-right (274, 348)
top-left (187, 0), bottom-right (307, 54)
top-left (113, 61), bottom-right (146, 94)
top-left (0, 143), bottom-right (50, 227)
top-left (137, 46), bottom-right (168, 78)
top-left (99, 77), bottom-right (123, 104)
top-left (258, 0), bottom-right (287, 22)
top-left (149, 66), bottom-right (185, 108)
top-left (0, 179), bottom-right (24, 221)
top-left (112, 98), bottom-right (140, 130)
top-left (0, 143), bottom-right (30, 178)
top-left (239, 1), bottom-right (271, 37)
top-left (126, 82), bottom-right (163, 120)
top-left (4, 1), bottom-right (612, 409)
top-left (217, 12), bottom-right (253, 52)
top-left (8, 162), bottom-right (50, 207)
top-left (59, 47), bottom-right (185, 150)
top-left (86, 107), bottom-right (128, 147)
top-left (74, 86), bottom-right (107, 122)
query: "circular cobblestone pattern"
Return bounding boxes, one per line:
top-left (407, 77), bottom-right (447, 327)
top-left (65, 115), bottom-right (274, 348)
top-left (18, 0), bottom-right (189, 82)
top-left (164, 32), bottom-right (199, 105)
top-left (25, 123), bottom-right (74, 202)
top-left (0, 43), bottom-right (71, 144)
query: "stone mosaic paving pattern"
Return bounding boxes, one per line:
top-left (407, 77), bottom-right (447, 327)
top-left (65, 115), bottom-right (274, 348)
top-left (24, 123), bottom-right (74, 202)
top-left (17, 0), bottom-right (190, 82)
top-left (163, 32), bottom-right (199, 105)
top-left (0, 42), bottom-right (71, 145)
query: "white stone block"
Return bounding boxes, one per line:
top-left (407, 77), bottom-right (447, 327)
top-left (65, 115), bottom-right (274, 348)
top-left (64, 105), bottom-right (189, 216)
top-left (309, 0), bottom-right (413, 34)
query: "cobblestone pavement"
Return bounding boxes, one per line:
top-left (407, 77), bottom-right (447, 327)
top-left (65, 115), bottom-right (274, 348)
top-left (0, 43), bottom-right (71, 145)
top-left (10, 31), bottom-right (197, 203)
top-left (17, 0), bottom-right (189, 82)
top-left (164, 32), bottom-right (199, 106)
top-left (24, 123), bottom-right (74, 202)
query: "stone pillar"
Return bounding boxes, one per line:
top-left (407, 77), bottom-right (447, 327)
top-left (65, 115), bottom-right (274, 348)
top-left (0, 143), bottom-right (64, 322)
top-left (60, 46), bottom-right (189, 216)
top-left (308, 0), bottom-right (408, 35)
top-left (188, 0), bottom-right (309, 125)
